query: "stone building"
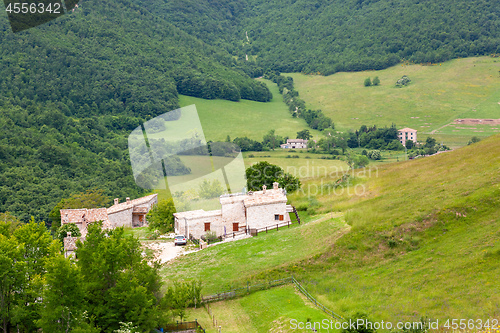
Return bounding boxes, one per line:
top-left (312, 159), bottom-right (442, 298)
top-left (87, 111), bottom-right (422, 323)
top-left (398, 128), bottom-right (417, 146)
top-left (60, 193), bottom-right (158, 255)
top-left (280, 139), bottom-right (308, 149)
top-left (60, 207), bottom-right (109, 237)
top-left (174, 182), bottom-right (291, 239)
top-left (106, 194), bottom-right (158, 228)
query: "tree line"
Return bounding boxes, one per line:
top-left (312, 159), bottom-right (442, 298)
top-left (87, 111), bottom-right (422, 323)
top-left (0, 213), bottom-right (200, 333)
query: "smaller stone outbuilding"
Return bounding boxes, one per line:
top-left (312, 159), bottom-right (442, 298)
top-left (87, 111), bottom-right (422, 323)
top-left (61, 193), bottom-right (158, 255)
top-left (107, 194), bottom-right (158, 228)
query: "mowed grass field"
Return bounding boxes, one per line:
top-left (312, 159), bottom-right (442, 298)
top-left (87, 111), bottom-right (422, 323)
top-left (185, 285), bottom-right (334, 333)
top-left (160, 214), bottom-right (348, 294)
top-left (243, 150), bottom-right (349, 180)
top-left (288, 56), bottom-right (500, 147)
top-left (178, 80), bottom-right (322, 142)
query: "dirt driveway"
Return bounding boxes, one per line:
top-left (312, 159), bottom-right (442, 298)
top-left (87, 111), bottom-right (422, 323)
top-left (143, 241), bottom-right (196, 264)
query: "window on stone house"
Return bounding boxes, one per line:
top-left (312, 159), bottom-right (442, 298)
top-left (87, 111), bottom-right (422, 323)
top-left (275, 214), bottom-right (279, 220)
top-left (279, 215), bottom-right (284, 221)
top-left (204, 222), bottom-right (211, 231)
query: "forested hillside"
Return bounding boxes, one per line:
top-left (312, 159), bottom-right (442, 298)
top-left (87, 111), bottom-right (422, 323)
top-left (161, 0), bottom-right (500, 74)
top-left (1, 0), bottom-right (499, 222)
top-left (0, 0), bottom-right (270, 222)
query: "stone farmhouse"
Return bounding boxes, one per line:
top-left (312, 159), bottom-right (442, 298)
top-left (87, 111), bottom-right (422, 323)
top-left (174, 182), bottom-right (293, 239)
top-left (60, 193), bottom-right (158, 237)
top-left (398, 128), bottom-right (417, 146)
top-left (280, 139), bottom-right (308, 149)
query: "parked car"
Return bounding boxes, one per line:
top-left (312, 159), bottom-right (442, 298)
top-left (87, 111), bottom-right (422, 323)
top-left (174, 235), bottom-right (187, 246)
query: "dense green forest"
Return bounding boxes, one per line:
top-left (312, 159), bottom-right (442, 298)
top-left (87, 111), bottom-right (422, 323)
top-left (161, 0), bottom-right (500, 74)
top-left (1, 0), bottom-right (499, 221)
top-left (0, 0), bottom-right (271, 222)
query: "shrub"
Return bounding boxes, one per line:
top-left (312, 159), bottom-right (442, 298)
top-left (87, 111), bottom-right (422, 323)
top-left (372, 76), bottom-right (380, 86)
top-left (296, 203), bottom-right (309, 211)
top-left (202, 230), bottom-right (219, 243)
top-left (199, 179), bottom-right (225, 199)
top-left (396, 75), bottom-right (411, 87)
top-left (364, 77), bottom-right (372, 87)
top-left (467, 136), bottom-right (481, 145)
top-left (367, 150), bottom-right (381, 160)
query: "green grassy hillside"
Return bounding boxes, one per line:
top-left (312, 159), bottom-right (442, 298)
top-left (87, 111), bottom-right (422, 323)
top-left (288, 134), bottom-right (500, 322)
top-left (178, 80), bottom-right (322, 141)
top-left (187, 286), bottom-right (331, 333)
top-left (166, 134), bottom-right (500, 327)
top-left (289, 56), bottom-right (500, 147)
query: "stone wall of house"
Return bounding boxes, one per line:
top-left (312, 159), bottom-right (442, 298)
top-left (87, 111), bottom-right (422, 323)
top-left (108, 208), bottom-right (133, 228)
top-left (220, 196), bottom-right (246, 226)
top-left (176, 213), bottom-right (240, 239)
top-left (246, 202), bottom-right (290, 229)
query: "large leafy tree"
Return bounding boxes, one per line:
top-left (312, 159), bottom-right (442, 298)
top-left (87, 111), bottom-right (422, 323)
top-left (0, 233), bottom-right (25, 333)
top-left (147, 199), bottom-right (176, 234)
top-left (37, 254), bottom-right (87, 333)
top-left (12, 219), bottom-right (59, 332)
top-left (245, 161), bottom-right (301, 192)
top-left (296, 129), bottom-right (312, 140)
top-left (76, 223), bottom-right (163, 332)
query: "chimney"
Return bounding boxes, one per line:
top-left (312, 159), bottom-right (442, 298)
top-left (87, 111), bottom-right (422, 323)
top-left (126, 197), bottom-right (130, 204)
top-left (273, 182), bottom-right (279, 190)
top-left (262, 185), bottom-right (267, 194)
top-left (114, 198), bottom-right (119, 205)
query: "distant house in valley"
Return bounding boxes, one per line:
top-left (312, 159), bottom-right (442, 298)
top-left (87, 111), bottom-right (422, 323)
top-left (61, 193), bottom-right (158, 256)
top-left (398, 128), bottom-right (417, 146)
top-left (280, 139), bottom-right (308, 149)
top-left (174, 182), bottom-right (292, 239)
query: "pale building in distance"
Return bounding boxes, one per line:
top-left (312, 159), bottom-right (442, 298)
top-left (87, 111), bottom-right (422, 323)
top-left (398, 128), bottom-right (417, 146)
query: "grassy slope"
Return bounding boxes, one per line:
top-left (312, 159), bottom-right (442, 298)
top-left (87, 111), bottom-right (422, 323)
top-left (164, 134), bottom-right (499, 329)
top-left (161, 214), bottom-right (348, 294)
top-left (186, 285), bottom-right (332, 333)
top-left (178, 80), bottom-right (322, 142)
top-left (288, 57), bottom-right (500, 147)
top-left (286, 134), bottom-right (500, 323)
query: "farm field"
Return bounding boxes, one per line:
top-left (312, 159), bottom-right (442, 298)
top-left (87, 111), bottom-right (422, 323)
top-left (178, 80), bottom-right (322, 142)
top-left (243, 150), bottom-right (349, 180)
top-left (288, 56), bottom-right (500, 148)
